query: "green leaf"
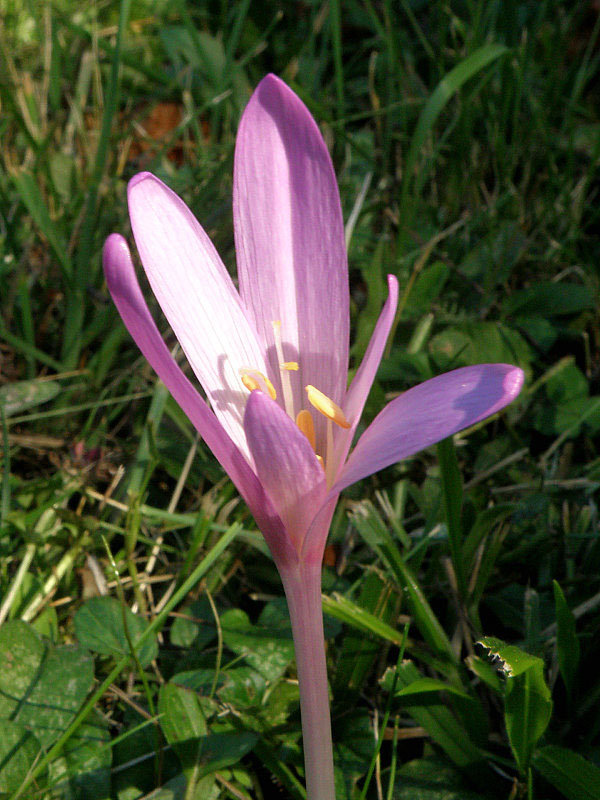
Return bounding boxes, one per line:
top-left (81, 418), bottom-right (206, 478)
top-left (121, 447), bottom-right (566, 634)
top-left (381, 661), bottom-right (486, 774)
top-left (0, 379), bottom-right (61, 416)
top-left (159, 683), bottom-right (210, 787)
top-left (393, 755), bottom-right (490, 799)
top-left (504, 281), bottom-right (595, 316)
top-left (465, 655), bottom-right (503, 695)
top-left (478, 637), bottom-right (552, 772)
top-left (478, 636), bottom-right (545, 677)
top-left (429, 321), bottom-right (532, 372)
top-left (533, 745), bottom-right (600, 800)
top-left (390, 676), bottom-right (472, 701)
top-left (462, 504), bottom-right (516, 570)
top-left (0, 620), bottom-right (94, 750)
top-left (220, 608), bottom-right (294, 683)
top-left (437, 437), bottom-right (465, 597)
top-left (159, 683), bottom-right (208, 743)
top-left (505, 665), bottom-right (552, 773)
top-left (405, 261), bottom-right (450, 316)
top-left (0, 720), bottom-right (41, 795)
top-left (74, 596), bottom-right (158, 668)
top-left (401, 43), bottom-right (508, 208)
top-left (10, 170), bottom-right (71, 277)
top-left (170, 597), bottom-right (216, 650)
top-left (61, 714), bottom-right (112, 800)
top-left (352, 502), bottom-right (458, 673)
top-left (553, 581), bottom-right (580, 698)
top-left (159, 683), bottom-right (257, 783)
top-left (330, 572), bottom-right (400, 696)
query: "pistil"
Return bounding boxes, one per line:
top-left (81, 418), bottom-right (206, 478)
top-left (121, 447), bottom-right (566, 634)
top-left (272, 320), bottom-right (296, 419)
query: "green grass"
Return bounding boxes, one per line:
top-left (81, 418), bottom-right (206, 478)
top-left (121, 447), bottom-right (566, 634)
top-left (1, 1), bottom-right (600, 798)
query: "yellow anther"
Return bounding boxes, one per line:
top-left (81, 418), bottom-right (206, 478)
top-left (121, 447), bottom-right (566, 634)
top-left (316, 454), bottom-right (325, 470)
top-left (305, 385), bottom-right (351, 429)
top-left (296, 409), bottom-right (316, 451)
top-left (282, 361), bottom-right (299, 371)
top-left (240, 369), bottom-right (276, 400)
top-left (241, 374), bottom-right (260, 393)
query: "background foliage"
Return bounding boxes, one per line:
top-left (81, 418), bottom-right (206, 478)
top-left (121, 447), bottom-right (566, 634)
top-left (1, 1), bottom-right (600, 798)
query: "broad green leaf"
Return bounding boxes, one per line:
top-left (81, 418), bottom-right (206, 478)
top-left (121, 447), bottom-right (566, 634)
top-left (533, 362), bottom-right (600, 436)
top-left (159, 684), bottom-right (257, 783)
top-left (0, 379), bottom-right (61, 416)
top-left (504, 281), bottom-right (595, 316)
top-left (142, 772), bottom-right (218, 800)
top-left (505, 665), bottom-right (552, 772)
top-left (0, 620), bottom-right (94, 750)
top-left (159, 683), bottom-right (208, 744)
top-left (429, 321), bottom-right (532, 372)
top-left (159, 683), bottom-right (210, 785)
top-left (393, 755), bottom-right (490, 799)
top-left (553, 581), bottom-right (580, 698)
top-left (0, 720), bottom-right (41, 794)
top-left (533, 745), bottom-right (600, 800)
top-left (191, 732), bottom-right (258, 779)
top-left (74, 596), bottom-right (158, 667)
top-left (170, 597), bottom-right (216, 650)
top-left (220, 608), bottom-right (294, 683)
top-left (61, 714), bottom-right (112, 800)
top-left (478, 636), bottom-right (544, 677)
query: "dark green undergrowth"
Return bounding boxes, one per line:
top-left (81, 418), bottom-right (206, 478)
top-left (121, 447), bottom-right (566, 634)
top-left (1, 1), bottom-right (600, 798)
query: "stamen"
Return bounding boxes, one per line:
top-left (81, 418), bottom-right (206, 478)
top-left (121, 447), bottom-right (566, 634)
top-left (282, 361), bottom-right (299, 371)
top-left (326, 418), bottom-right (334, 484)
top-left (305, 385), bottom-right (351, 428)
top-left (272, 320), bottom-right (295, 418)
top-left (241, 374), bottom-right (260, 393)
top-left (316, 454), bottom-right (325, 471)
top-left (296, 409), bottom-right (316, 451)
top-left (239, 368), bottom-right (276, 400)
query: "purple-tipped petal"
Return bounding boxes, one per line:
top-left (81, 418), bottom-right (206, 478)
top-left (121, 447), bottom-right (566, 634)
top-left (332, 275), bottom-right (399, 478)
top-left (127, 172), bottom-right (268, 459)
top-left (234, 74), bottom-right (349, 453)
top-left (102, 234), bottom-right (284, 544)
top-left (244, 390), bottom-right (327, 555)
top-left (333, 364), bottom-right (525, 493)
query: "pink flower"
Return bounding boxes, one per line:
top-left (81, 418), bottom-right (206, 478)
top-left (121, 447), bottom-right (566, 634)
top-left (103, 74), bottom-right (523, 799)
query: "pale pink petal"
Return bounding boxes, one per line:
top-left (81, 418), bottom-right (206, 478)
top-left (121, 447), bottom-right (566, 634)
top-left (331, 275), bottom-right (399, 478)
top-left (127, 172), bottom-right (268, 460)
top-left (234, 74), bottom-right (349, 455)
top-left (244, 390), bottom-right (327, 555)
top-left (333, 364), bottom-right (525, 492)
top-left (102, 234), bottom-right (285, 547)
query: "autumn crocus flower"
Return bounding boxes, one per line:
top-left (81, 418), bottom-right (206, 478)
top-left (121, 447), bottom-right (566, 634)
top-left (103, 74), bottom-right (524, 800)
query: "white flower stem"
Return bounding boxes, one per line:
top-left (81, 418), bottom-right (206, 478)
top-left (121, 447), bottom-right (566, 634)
top-left (279, 560), bottom-right (336, 800)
